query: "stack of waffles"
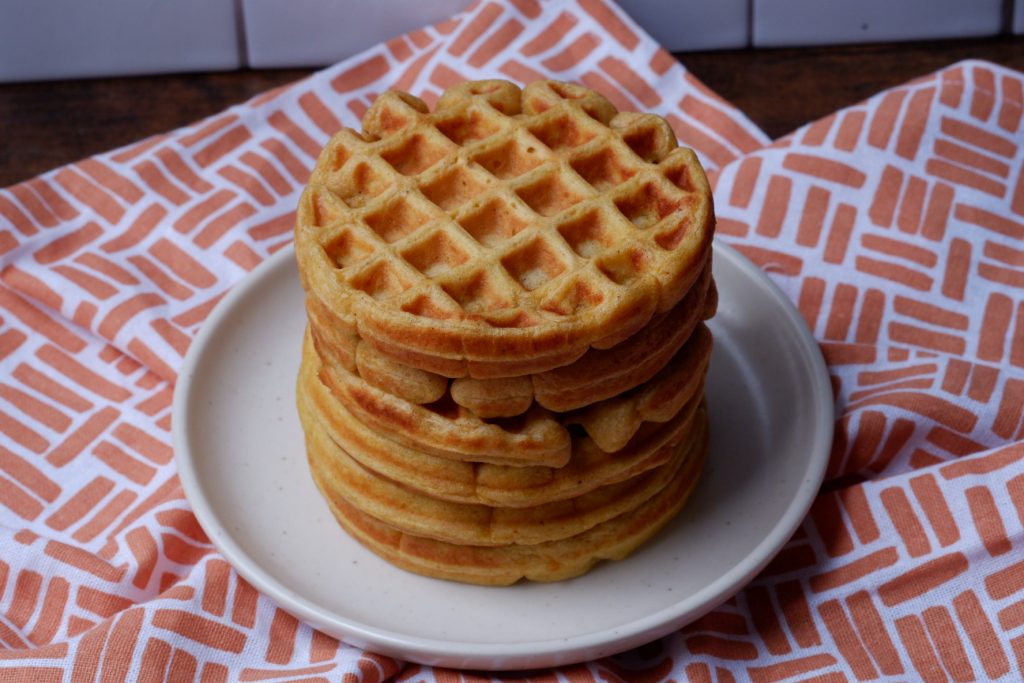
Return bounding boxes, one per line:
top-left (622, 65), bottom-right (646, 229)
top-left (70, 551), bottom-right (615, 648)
top-left (294, 80), bottom-right (717, 585)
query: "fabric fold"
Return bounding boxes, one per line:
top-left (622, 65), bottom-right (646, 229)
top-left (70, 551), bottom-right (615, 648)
top-left (0, 0), bottom-right (770, 678)
top-left (681, 57), bottom-right (1024, 680)
top-left (1, 0), bottom-right (1023, 677)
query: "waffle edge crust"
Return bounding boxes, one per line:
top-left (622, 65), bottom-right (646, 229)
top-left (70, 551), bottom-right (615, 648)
top-left (294, 79), bottom-right (714, 379)
top-left (294, 79), bottom-right (716, 585)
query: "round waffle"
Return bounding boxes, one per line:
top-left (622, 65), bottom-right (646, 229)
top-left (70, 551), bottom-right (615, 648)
top-left (309, 318), bottom-right (710, 462)
top-left (308, 330), bottom-right (572, 468)
top-left (309, 260), bottom-right (714, 418)
top-left (301, 397), bottom-right (699, 547)
top-left (565, 323), bottom-right (711, 452)
top-left (452, 263), bottom-right (716, 416)
top-left (530, 266), bottom-right (716, 412)
top-left (295, 79), bottom-right (714, 379)
top-left (297, 339), bottom-right (705, 507)
top-left (309, 415), bottom-right (709, 585)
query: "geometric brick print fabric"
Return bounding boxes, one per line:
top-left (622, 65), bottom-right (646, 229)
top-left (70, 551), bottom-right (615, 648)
top-left (690, 60), bottom-right (1024, 682)
top-left (1, 0), bottom-right (1023, 680)
top-left (0, 1), bottom-right (766, 680)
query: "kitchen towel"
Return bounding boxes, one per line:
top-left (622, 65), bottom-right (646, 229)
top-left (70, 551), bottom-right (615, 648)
top-left (1, 0), bottom-right (1023, 680)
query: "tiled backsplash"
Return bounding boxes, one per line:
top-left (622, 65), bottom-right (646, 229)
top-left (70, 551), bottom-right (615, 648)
top-left (618, 0), bottom-right (749, 51)
top-left (0, 0), bottom-right (1019, 82)
top-left (241, 0), bottom-right (470, 68)
top-left (752, 0), bottom-right (1005, 47)
top-left (0, 0), bottom-right (241, 82)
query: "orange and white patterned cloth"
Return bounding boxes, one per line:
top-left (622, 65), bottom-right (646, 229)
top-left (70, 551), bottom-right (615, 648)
top-left (1, 0), bottom-right (1022, 679)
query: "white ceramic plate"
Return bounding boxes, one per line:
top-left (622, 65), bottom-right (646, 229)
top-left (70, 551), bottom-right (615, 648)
top-left (173, 241), bottom-right (833, 671)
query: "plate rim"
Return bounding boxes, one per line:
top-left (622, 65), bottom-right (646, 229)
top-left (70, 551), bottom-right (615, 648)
top-left (172, 239), bottom-right (834, 669)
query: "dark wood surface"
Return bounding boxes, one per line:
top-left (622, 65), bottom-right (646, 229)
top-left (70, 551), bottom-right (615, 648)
top-left (1, 36), bottom-right (1022, 189)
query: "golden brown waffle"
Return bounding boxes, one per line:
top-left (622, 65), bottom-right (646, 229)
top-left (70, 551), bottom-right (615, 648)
top-left (451, 264), bottom-right (715, 416)
top-left (309, 317), bottom-right (710, 461)
top-left (298, 340), bottom-right (705, 507)
top-left (530, 266), bottom-right (716, 412)
top-left (295, 79), bottom-right (714, 379)
top-left (566, 323), bottom-right (711, 452)
top-left (307, 330), bottom-right (572, 468)
top-left (301, 397), bottom-right (698, 547)
top-left (309, 415), bottom-right (708, 585)
top-left (294, 78), bottom-right (718, 585)
top-left (307, 263), bottom-right (714, 417)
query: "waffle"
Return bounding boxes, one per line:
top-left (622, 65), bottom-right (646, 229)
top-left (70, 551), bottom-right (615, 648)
top-left (298, 339), bottom-right (705, 507)
top-left (310, 415), bottom-right (709, 585)
top-left (451, 264), bottom-right (715, 417)
top-left (354, 338), bottom-right (448, 405)
top-left (566, 323), bottom-right (711, 452)
top-left (310, 319), bottom-right (710, 461)
top-left (294, 78), bottom-right (717, 584)
top-left (301, 396), bottom-right (698, 547)
top-left (310, 261), bottom-right (713, 419)
top-left (531, 266), bottom-right (716, 412)
top-left (308, 330), bottom-right (572, 468)
top-left (294, 79), bottom-right (714, 379)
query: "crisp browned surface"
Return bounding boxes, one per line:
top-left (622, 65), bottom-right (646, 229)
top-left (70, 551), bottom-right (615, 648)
top-left (2, 37), bottom-right (1021, 188)
top-left (295, 80), bottom-right (714, 377)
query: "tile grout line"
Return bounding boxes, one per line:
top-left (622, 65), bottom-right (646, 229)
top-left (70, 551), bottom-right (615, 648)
top-left (233, 0), bottom-right (252, 69)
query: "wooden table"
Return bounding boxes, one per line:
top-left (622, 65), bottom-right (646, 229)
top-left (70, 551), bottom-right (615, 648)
top-left (1, 36), bottom-right (1021, 189)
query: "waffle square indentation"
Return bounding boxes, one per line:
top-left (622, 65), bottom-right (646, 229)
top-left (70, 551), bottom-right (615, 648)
top-left (364, 197), bottom-right (436, 243)
top-left (654, 214), bottom-right (698, 251)
top-left (435, 108), bottom-right (505, 146)
top-left (401, 230), bottom-right (471, 277)
top-left (481, 308), bottom-right (539, 328)
top-left (516, 173), bottom-right (586, 217)
top-left (330, 162), bottom-right (393, 208)
top-left (381, 133), bottom-right (451, 176)
top-left (458, 198), bottom-right (532, 247)
top-left (570, 148), bottom-right (638, 191)
top-left (322, 229), bottom-right (376, 269)
top-left (665, 161), bottom-right (698, 192)
top-left (540, 277), bottom-right (605, 316)
top-left (420, 166), bottom-right (491, 212)
top-left (347, 261), bottom-right (412, 300)
top-left (548, 81), bottom-right (590, 101)
top-left (402, 293), bottom-right (462, 321)
top-left (309, 189), bottom-right (346, 228)
top-left (501, 238), bottom-right (570, 291)
top-left (597, 246), bottom-right (650, 285)
top-left (326, 138), bottom-right (358, 171)
top-left (557, 210), bottom-right (620, 258)
top-left (441, 270), bottom-right (514, 313)
top-left (620, 125), bottom-right (664, 163)
top-left (614, 182), bottom-right (681, 230)
top-left (471, 139), bottom-right (544, 180)
top-left (527, 115), bottom-right (597, 152)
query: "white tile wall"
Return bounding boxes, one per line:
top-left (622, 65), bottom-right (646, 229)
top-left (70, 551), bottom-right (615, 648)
top-left (0, 0), bottom-right (240, 82)
top-left (752, 0), bottom-right (1004, 47)
top-left (618, 0), bottom-right (749, 51)
top-left (241, 0), bottom-right (472, 69)
top-left (0, 1), bottom-right (1015, 82)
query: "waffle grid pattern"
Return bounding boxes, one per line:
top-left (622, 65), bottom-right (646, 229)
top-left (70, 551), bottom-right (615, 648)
top-left (294, 79), bottom-right (716, 586)
top-left (297, 80), bottom-right (712, 373)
